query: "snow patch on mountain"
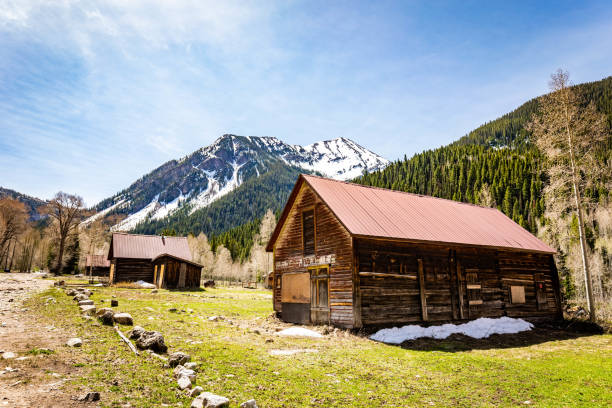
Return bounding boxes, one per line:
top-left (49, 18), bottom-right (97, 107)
top-left (95, 135), bottom-right (389, 231)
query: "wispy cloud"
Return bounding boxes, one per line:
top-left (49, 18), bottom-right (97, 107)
top-left (1, 1), bottom-right (611, 205)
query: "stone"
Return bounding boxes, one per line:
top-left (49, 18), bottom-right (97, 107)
top-left (79, 305), bottom-right (96, 315)
top-left (144, 307), bottom-right (154, 312)
top-left (135, 331), bottom-right (167, 353)
top-left (78, 392), bottom-right (100, 402)
top-left (96, 308), bottom-right (114, 317)
top-left (78, 299), bottom-right (94, 306)
top-left (99, 310), bottom-right (115, 326)
top-left (168, 352), bottom-right (191, 367)
top-left (129, 326), bottom-right (146, 340)
top-left (208, 316), bottom-right (223, 322)
top-left (189, 386), bottom-right (204, 397)
top-left (113, 313), bottom-right (133, 325)
top-left (66, 338), bottom-right (82, 347)
top-left (191, 392), bottom-right (229, 408)
top-left (151, 289), bottom-right (158, 294)
top-left (111, 299), bottom-right (119, 307)
top-left (2, 352), bottom-right (16, 359)
top-left (184, 362), bottom-right (198, 370)
top-left (175, 368), bottom-right (196, 382)
top-left (239, 400), bottom-right (258, 408)
top-left (177, 375), bottom-right (192, 390)
top-left (74, 294), bottom-right (89, 302)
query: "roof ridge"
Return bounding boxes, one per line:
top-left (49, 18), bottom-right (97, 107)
top-left (301, 174), bottom-right (499, 211)
top-left (112, 232), bottom-right (187, 239)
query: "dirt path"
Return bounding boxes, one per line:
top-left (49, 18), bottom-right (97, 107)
top-left (0, 273), bottom-right (85, 408)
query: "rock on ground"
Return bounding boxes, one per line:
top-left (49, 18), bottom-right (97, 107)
top-left (184, 362), bottom-right (198, 370)
top-left (189, 386), bottom-right (204, 397)
top-left (135, 331), bottom-right (167, 353)
top-left (2, 351), bottom-right (16, 359)
top-left (79, 305), bottom-right (96, 316)
top-left (177, 375), bottom-right (192, 390)
top-left (98, 310), bottom-right (115, 325)
top-left (77, 299), bottom-right (94, 306)
top-left (240, 399), bottom-right (258, 408)
top-left (129, 326), bottom-right (146, 340)
top-left (168, 352), bottom-right (191, 367)
top-left (191, 392), bottom-right (230, 408)
top-left (66, 338), bottom-right (82, 347)
top-left (113, 313), bottom-right (133, 325)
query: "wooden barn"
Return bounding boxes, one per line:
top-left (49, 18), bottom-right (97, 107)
top-left (266, 175), bottom-right (562, 328)
top-left (107, 233), bottom-right (202, 289)
top-left (85, 255), bottom-right (111, 277)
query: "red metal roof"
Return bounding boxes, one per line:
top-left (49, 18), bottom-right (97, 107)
top-left (85, 254), bottom-right (111, 268)
top-left (267, 174), bottom-right (555, 254)
top-left (108, 233), bottom-right (193, 260)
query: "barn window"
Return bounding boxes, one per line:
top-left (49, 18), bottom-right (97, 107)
top-left (302, 209), bottom-right (315, 256)
top-left (510, 285), bottom-right (526, 304)
top-left (466, 271), bottom-right (483, 306)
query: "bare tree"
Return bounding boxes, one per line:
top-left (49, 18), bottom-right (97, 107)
top-left (0, 198), bottom-right (27, 270)
top-left (528, 69), bottom-right (611, 320)
top-left (80, 219), bottom-right (107, 279)
top-left (44, 192), bottom-right (84, 274)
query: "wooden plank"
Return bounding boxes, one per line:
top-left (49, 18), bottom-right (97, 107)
top-left (457, 260), bottom-right (465, 319)
top-left (466, 284), bottom-right (481, 289)
top-left (358, 272), bottom-right (417, 279)
top-left (468, 300), bottom-right (483, 305)
top-left (417, 258), bottom-right (427, 321)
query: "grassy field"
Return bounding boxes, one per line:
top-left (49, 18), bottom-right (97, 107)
top-left (28, 282), bottom-right (612, 407)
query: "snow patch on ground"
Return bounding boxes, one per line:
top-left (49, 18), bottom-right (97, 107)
top-left (110, 195), bottom-right (159, 232)
top-left (151, 194), bottom-right (184, 220)
top-left (275, 327), bottom-right (324, 338)
top-left (370, 317), bottom-right (534, 345)
top-left (135, 280), bottom-right (156, 289)
top-left (81, 199), bottom-right (125, 225)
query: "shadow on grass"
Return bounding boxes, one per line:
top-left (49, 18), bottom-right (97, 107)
top-left (396, 320), bottom-right (604, 352)
top-left (167, 287), bottom-right (206, 292)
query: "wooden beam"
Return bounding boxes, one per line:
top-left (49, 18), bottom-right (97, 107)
top-left (417, 258), bottom-right (427, 321)
top-left (457, 260), bottom-right (465, 319)
top-left (358, 272), bottom-right (417, 279)
top-left (353, 239), bottom-right (362, 329)
top-left (449, 250), bottom-right (458, 320)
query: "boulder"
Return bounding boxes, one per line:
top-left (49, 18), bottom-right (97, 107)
top-left (65, 289), bottom-right (77, 296)
top-left (78, 299), bottom-right (94, 306)
top-left (96, 308), bottom-right (115, 317)
top-left (191, 392), bottom-right (229, 408)
top-left (135, 331), bottom-right (167, 353)
top-left (129, 326), bottom-right (146, 340)
top-left (174, 367), bottom-right (196, 382)
top-left (177, 375), bottom-right (192, 390)
top-left (189, 386), bottom-right (204, 397)
top-left (66, 338), bottom-right (82, 347)
top-left (74, 294), bottom-right (89, 302)
top-left (110, 299), bottom-right (119, 307)
top-left (240, 400), bottom-right (258, 408)
top-left (113, 313), bottom-right (133, 325)
top-left (78, 392), bottom-right (100, 402)
top-left (98, 310), bottom-right (115, 326)
top-left (184, 362), bottom-right (198, 371)
top-left (168, 352), bottom-right (191, 367)
top-left (79, 305), bottom-right (96, 315)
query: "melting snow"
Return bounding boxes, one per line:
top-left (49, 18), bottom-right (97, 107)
top-left (275, 327), bottom-right (324, 338)
top-left (110, 195), bottom-right (159, 232)
top-left (370, 317), bottom-right (534, 344)
top-left (81, 199), bottom-right (125, 225)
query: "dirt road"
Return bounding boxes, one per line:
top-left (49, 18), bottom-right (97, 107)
top-left (0, 273), bottom-right (85, 407)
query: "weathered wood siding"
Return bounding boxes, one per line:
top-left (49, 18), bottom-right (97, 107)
top-left (356, 238), bottom-right (560, 327)
top-left (273, 184), bottom-right (354, 327)
top-left (153, 256), bottom-right (201, 289)
top-left (114, 258), bottom-right (153, 283)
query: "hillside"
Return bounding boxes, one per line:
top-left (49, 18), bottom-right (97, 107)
top-left (85, 135), bottom-right (388, 231)
top-left (0, 187), bottom-right (47, 221)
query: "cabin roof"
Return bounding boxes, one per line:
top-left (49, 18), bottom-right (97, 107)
top-left (266, 174), bottom-right (556, 254)
top-left (108, 233), bottom-right (193, 260)
top-left (151, 253), bottom-right (203, 268)
top-left (85, 254), bottom-right (111, 268)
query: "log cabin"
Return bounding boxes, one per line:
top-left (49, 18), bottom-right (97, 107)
top-left (85, 254), bottom-right (111, 277)
top-left (265, 174), bottom-right (562, 328)
top-left (107, 233), bottom-right (202, 289)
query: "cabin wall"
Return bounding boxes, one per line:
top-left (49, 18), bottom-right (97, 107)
top-left (273, 184), bottom-right (354, 328)
top-left (356, 238), bottom-right (560, 327)
top-left (154, 257), bottom-right (202, 289)
top-left (114, 258), bottom-right (154, 283)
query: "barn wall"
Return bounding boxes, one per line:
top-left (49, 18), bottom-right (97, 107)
top-left (153, 257), bottom-right (202, 289)
top-left (356, 238), bottom-right (560, 326)
top-left (273, 184), bottom-right (354, 328)
top-left (114, 258), bottom-right (153, 283)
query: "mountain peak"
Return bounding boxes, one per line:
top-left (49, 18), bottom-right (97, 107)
top-left (88, 134), bottom-right (388, 231)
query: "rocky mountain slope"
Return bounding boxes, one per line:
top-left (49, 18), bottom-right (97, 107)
top-left (86, 135), bottom-right (388, 231)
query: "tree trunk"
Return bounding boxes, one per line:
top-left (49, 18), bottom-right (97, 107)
top-left (8, 239), bottom-right (16, 271)
top-left (55, 237), bottom-right (65, 275)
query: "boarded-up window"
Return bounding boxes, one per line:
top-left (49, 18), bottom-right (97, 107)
top-left (302, 210), bottom-right (315, 256)
top-left (281, 273), bottom-right (310, 303)
top-left (466, 272), bottom-right (483, 306)
top-left (510, 285), bottom-right (526, 304)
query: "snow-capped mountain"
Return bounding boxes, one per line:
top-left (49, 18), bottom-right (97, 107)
top-left (85, 134), bottom-right (388, 231)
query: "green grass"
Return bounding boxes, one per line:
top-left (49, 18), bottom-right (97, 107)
top-left (27, 284), bottom-right (612, 408)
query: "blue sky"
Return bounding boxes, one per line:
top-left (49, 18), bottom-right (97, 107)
top-left (1, 1), bottom-right (611, 206)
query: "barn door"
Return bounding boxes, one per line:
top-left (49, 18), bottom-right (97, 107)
top-left (310, 267), bottom-right (330, 324)
top-left (178, 263), bottom-right (187, 288)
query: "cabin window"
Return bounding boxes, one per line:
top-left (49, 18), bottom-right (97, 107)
top-left (311, 267), bottom-right (329, 309)
top-left (302, 209), bottom-right (315, 256)
top-left (510, 285), bottom-right (526, 304)
top-left (466, 271), bottom-right (483, 306)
